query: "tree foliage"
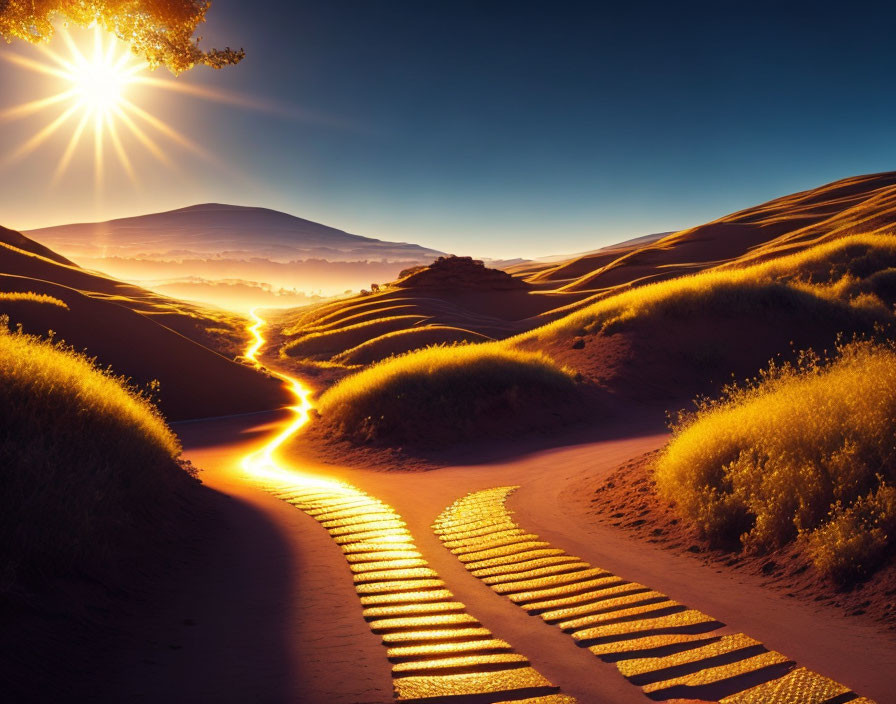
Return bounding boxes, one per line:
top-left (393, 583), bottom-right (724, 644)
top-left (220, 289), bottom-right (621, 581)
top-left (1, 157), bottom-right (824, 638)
top-left (0, 0), bottom-right (244, 73)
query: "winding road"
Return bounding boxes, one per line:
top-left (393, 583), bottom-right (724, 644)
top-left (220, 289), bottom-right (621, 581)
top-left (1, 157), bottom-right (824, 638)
top-left (108, 312), bottom-right (896, 703)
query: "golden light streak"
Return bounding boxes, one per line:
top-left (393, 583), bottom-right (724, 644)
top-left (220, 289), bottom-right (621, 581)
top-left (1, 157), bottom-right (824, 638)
top-left (52, 110), bottom-right (91, 184)
top-left (0, 52), bottom-right (71, 79)
top-left (119, 98), bottom-right (214, 163)
top-left (94, 109), bottom-right (104, 187)
top-left (113, 106), bottom-right (173, 167)
top-left (133, 75), bottom-right (269, 110)
top-left (4, 103), bottom-right (79, 165)
top-left (106, 117), bottom-right (136, 183)
top-left (0, 91), bottom-right (77, 120)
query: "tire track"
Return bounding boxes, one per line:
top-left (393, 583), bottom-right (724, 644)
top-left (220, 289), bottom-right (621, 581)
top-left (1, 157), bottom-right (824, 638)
top-left (434, 486), bottom-right (878, 703)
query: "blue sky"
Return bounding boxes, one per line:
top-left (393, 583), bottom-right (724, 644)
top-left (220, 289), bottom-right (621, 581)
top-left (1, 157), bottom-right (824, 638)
top-left (1, 1), bottom-right (895, 258)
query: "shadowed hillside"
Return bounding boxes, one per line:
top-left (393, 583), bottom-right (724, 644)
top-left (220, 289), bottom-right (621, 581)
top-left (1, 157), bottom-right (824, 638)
top-left (0, 317), bottom-right (221, 703)
top-left (517, 234), bottom-right (896, 401)
top-left (0, 323), bottom-right (193, 594)
top-left (0, 226), bottom-right (290, 420)
top-left (273, 256), bottom-right (588, 368)
top-left (289, 173), bottom-right (896, 449)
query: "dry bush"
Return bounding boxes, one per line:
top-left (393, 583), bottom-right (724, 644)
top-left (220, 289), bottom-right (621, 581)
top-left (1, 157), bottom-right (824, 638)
top-left (0, 291), bottom-right (69, 308)
top-left (317, 343), bottom-right (577, 444)
top-left (655, 339), bottom-right (896, 583)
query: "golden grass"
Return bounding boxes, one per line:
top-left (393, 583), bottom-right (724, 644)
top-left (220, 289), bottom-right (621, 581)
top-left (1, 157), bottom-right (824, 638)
top-left (655, 339), bottom-right (896, 583)
top-left (315, 234), bottom-right (896, 447)
top-left (317, 343), bottom-right (577, 443)
top-left (518, 234), bottom-right (896, 345)
top-left (0, 318), bottom-right (191, 595)
top-left (0, 291), bottom-right (69, 309)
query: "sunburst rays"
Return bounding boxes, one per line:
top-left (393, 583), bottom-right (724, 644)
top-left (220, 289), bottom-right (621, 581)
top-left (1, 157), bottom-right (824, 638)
top-left (0, 25), bottom-right (223, 185)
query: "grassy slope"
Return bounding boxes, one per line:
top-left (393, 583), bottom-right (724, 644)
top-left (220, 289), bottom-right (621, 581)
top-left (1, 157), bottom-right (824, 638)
top-left (317, 343), bottom-right (577, 444)
top-left (314, 234), bottom-right (896, 444)
top-left (278, 172), bottom-right (896, 372)
top-left (277, 263), bottom-right (584, 366)
top-left (0, 228), bottom-right (290, 419)
top-left (509, 234), bottom-right (895, 400)
top-left (517, 234), bottom-right (896, 344)
top-left (655, 340), bottom-right (896, 584)
top-left (0, 319), bottom-right (195, 597)
top-left (334, 325), bottom-right (493, 365)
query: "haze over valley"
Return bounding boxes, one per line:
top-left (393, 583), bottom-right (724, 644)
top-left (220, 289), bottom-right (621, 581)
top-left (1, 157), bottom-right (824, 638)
top-left (25, 204), bottom-right (449, 310)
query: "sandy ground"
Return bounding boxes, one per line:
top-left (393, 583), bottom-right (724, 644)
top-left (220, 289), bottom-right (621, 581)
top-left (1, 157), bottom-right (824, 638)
top-left (94, 404), bottom-right (896, 703)
top-left (103, 411), bottom-right (393, 704)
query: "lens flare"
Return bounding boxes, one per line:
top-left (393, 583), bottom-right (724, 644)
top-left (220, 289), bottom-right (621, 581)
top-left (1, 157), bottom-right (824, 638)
top-left (0, 25), bottom-right (218, 183)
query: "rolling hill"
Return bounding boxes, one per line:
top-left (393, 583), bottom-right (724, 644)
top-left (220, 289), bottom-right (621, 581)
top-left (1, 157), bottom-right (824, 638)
top-left (0, 225), bottom-right (290, 420)
top-left (25, 203), bottom-right (446, 261)
top-left (24, 204), bottom-right (447, 308)
top-left (275, 172), bottom-right (896, 373)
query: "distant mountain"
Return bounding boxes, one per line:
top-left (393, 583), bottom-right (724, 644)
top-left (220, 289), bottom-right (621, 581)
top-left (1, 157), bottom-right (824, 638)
top-left (24, 204), bottom-right (447, 308)
top-left (26, 203), bottom-right (445, 262)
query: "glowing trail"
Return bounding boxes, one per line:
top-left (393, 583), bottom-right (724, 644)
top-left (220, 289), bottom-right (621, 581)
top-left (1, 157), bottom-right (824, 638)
top-left (240, 310), bottom-right (578, 703)
top-left (435, 487), bottom-right (879, 704)
top-left (241, 309), bottom-right (315, 482)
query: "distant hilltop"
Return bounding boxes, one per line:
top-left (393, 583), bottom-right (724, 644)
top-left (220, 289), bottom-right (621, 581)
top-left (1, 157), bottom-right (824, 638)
top-left (25, 203), bottom-right (446, 263)
top-left (395, 256), bottom-right (530, 291)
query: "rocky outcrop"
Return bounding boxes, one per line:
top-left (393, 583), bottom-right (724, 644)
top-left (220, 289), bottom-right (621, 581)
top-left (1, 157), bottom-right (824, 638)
top-left (394, 256), bottom-right (530, 291)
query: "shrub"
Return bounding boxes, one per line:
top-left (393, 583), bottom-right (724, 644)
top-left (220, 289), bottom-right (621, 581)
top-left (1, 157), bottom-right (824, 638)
top-left (0, 320), bottom-right (194, 596)
top-left (655, 339), bottom-right (896, 583)
top-left (317, 343), bottom-right (578, 444)
top-left (806, 485), bottom-right (896, 583)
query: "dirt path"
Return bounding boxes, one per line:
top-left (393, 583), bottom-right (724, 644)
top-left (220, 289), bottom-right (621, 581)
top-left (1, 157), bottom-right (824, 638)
top-left (107, 411), bottom-right (394, 704)
top-left (289, 430), bottom-right (896, 703)
top-left (108, 405), bottom-right (896, 703)
top-left (106, 309), bottom-right (896, 702)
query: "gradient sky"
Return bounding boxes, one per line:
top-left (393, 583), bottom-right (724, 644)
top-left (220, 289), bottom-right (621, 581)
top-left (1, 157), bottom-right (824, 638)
top-left (1, 1), bottom-right (896, 258)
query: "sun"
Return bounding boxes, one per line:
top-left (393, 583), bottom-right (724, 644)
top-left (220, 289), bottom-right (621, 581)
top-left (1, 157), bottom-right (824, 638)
top-left (68, 35), bottom-right (134, 114)
top-left (0, 25), bottom-right (214, 184)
